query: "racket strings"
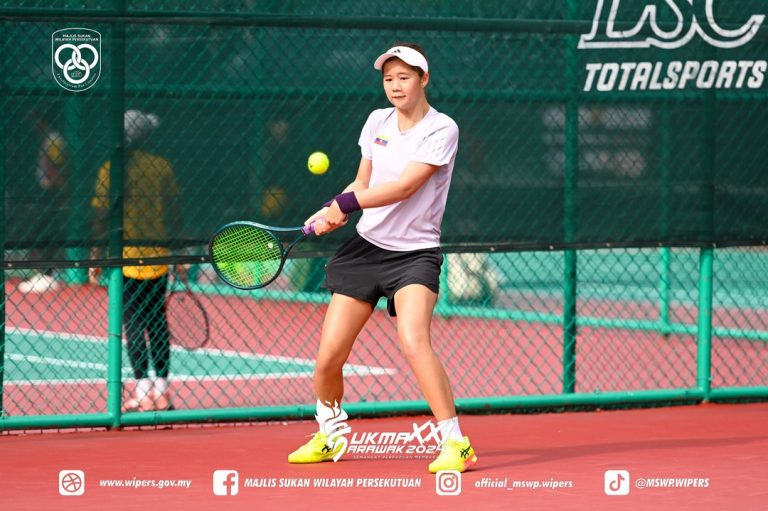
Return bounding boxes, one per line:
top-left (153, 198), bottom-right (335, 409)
top-left (167, 292), bottom-right (209, 349)
top-left (210, 225), bottom-right (283, 288)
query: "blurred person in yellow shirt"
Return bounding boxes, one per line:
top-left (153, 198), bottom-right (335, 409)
top-left (90, 110), bottom-right (180, 412)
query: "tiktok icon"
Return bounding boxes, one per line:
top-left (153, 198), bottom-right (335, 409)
top-left (604, 470), bottom-right (630, 495)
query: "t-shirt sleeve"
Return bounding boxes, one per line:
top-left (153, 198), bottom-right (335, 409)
top-left (358, 111), bottom-right (378, 160)
top-left (413, 119), bottom-right (459, 167)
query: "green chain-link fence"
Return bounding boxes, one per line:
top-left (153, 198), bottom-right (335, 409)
top-left (1, 1), bottom-right (767, 430)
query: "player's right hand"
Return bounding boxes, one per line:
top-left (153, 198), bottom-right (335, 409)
top-left (306, 207), bottom-right (347, 236)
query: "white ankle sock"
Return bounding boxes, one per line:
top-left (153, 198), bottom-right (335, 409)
top-left (438, 416), bottom-right (464, 443)
top-left (315, 399), bottom-right (340, 435)
top-left (136, 378), bottom-right (153, 399)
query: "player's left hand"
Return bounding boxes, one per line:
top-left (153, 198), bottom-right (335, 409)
top-left (304, 207), bottom-right (329, 227)
top-left (325, 201), bottom-right (348, 228)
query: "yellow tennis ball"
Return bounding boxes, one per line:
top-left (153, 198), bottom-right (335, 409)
top-left (308, 152), bottom-right (330, 175)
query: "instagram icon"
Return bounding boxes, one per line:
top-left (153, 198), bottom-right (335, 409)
top-left (604, 470), bottom-right (630, 496)
top-left (435, 470), bottom-right (462, 496)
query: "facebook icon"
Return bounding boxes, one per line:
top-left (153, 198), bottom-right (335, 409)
top-left (213, 470), bottom-right (239, 496)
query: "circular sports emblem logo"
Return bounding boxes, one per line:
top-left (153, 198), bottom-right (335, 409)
top-left (51, 28), bottom-right (101, 92)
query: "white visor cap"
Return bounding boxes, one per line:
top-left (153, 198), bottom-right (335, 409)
top-left (373, 46), bottom-right (428, 73)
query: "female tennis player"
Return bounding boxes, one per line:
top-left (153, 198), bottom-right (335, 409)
top-left (289, 43), bottom-right (476, 473)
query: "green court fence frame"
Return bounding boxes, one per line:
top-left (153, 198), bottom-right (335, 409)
top-left (4, 246), bottom-right (759, 431)
top-left (1, 3), bottom-right (767, 431)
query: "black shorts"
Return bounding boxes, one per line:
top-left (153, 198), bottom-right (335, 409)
top-left (324, 233), bottom-right (443, 317)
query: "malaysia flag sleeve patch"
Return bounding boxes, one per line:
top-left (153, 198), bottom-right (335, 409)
top-left (374, 135), bottom-right (388, 147)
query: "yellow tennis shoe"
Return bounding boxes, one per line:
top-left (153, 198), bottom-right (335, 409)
top-left (288, 432), bottom-right (346, 464)
top-left (428, 436), bottom-right (477, 473)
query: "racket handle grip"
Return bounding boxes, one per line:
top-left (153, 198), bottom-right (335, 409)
top-left (302, 222), bottom-right (316, 236)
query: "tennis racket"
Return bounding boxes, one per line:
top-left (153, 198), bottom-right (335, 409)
top-left (208, 221), bottom-right (316, 290)
top-left (166, 267), bottom-right (210, 350)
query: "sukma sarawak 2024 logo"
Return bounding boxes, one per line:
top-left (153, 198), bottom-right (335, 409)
top-left (579, 0), bottom-right (766, 92)
top-left (345, 421), bottom-right (446, 458)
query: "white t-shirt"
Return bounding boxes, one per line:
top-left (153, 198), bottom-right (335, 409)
top-left (356, 107), bottom-right (459, 251)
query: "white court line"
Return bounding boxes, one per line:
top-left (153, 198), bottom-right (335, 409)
top-left (7, 353), bottom-right (114, 371)
top-left (8, 327), bottom-right (348, 365)
top-left (5, 368), bottom-right (389, 387)
top-left (4, 327), bottom-right (397, 385)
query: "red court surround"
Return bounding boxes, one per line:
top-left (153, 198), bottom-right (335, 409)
top-left (1, 402), bottom-right (766, 510)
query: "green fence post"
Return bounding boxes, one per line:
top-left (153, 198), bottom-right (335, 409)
top-left (563, 249), bottom-right (577, 394)
top-left (561, 0), bottom-right (579, 394)
top-left (696, 78), bottom-right (716, 401)
top-left (659, 247), bottom-right (671, 334)
top-left (658, 108), bottom-right (672, 335)
top-left (106, 4), bottom-right (126, 428)
top-left (63, 99), bottom-right (88, 284)
top-left (0, 20), bottom-right (6, 415)
top-left (697, 248), bottom-right (713, 400)
top-left (438, 260), bottom-right (450, 310)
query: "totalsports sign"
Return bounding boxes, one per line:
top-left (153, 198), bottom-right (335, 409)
top-left (578, 0), bottom-right (767, 92)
